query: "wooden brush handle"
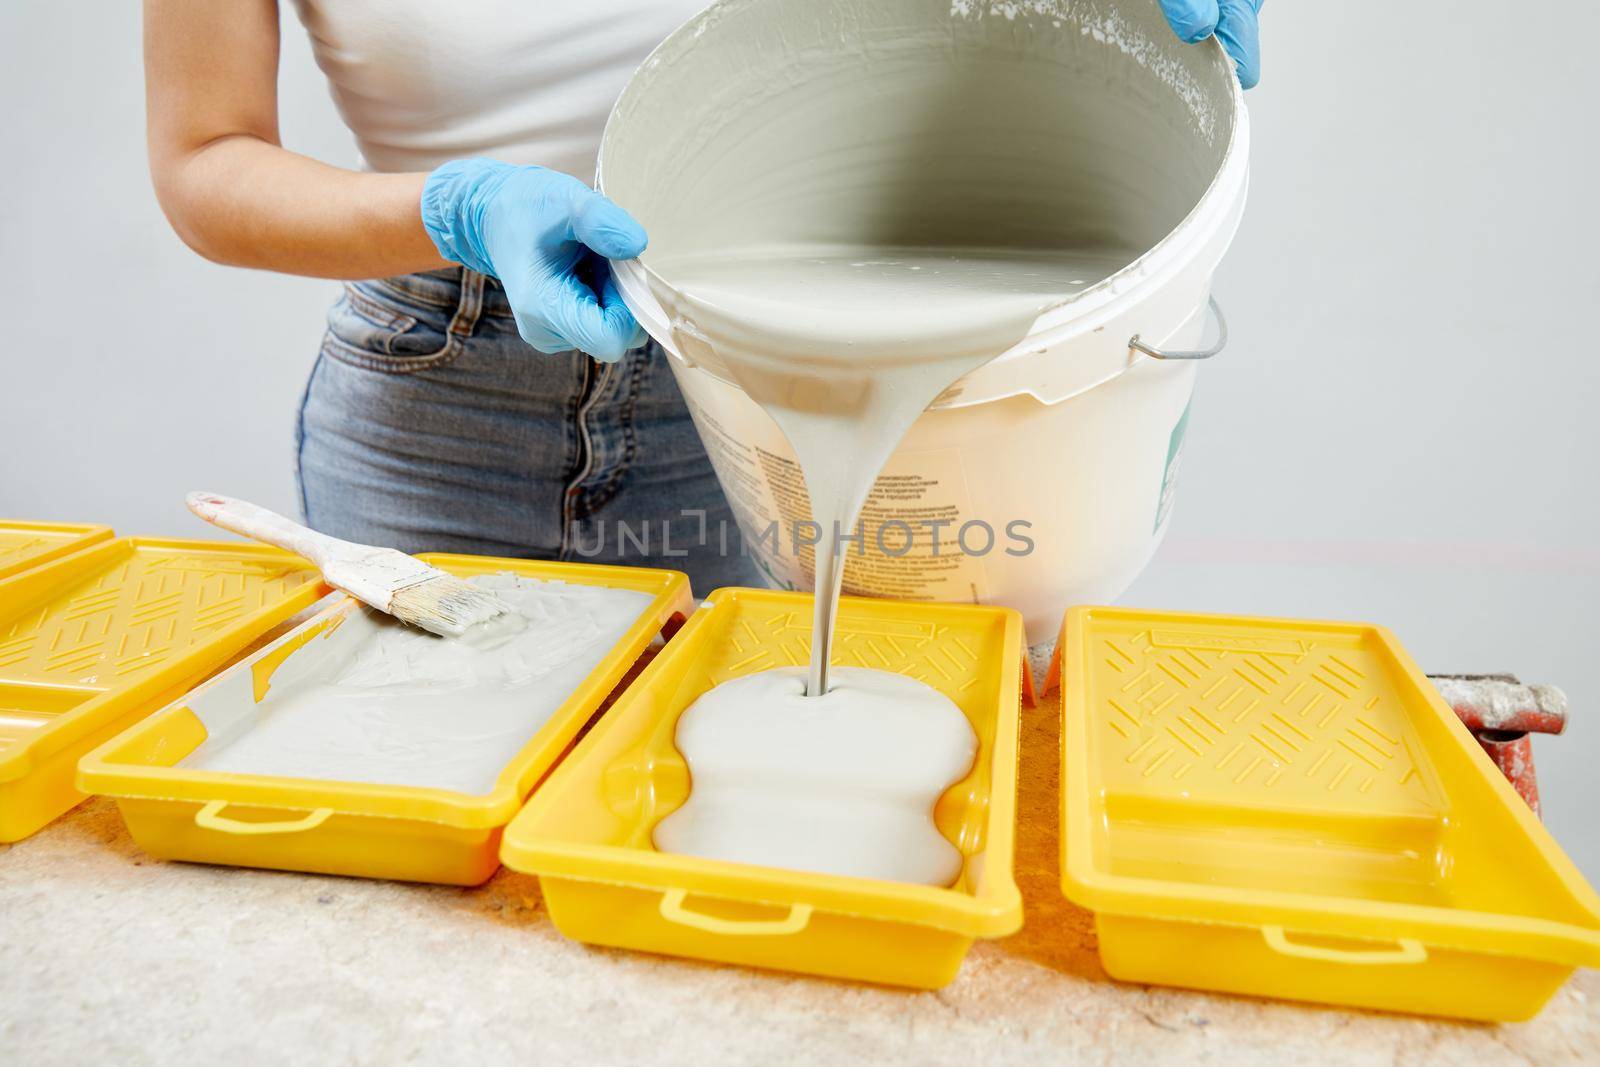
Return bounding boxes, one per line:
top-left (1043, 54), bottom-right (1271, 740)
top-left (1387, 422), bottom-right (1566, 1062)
top-left (185, 491), bottom-right (359, 570)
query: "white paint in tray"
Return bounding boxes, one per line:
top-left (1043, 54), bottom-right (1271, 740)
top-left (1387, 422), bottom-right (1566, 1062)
top-left (653, 666), bottom-right (977, 885)
top-left (182, 574), bottom-right (652, 795)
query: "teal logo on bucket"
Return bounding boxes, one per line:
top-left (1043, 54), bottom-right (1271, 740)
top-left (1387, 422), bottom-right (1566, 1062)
top-left (1155, 400), bottom-right (1192, 533)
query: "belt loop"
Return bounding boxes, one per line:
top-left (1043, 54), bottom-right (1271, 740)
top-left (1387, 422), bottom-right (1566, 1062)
top-left (449, 267), bottom-right (488, 337)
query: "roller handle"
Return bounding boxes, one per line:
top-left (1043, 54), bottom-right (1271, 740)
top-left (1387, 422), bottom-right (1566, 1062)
top-left (186, 491), bottom-right (363, 571)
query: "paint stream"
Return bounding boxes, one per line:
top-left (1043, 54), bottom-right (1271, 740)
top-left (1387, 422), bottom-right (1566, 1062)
top-left (612, 4), bottom-right (1221, 691)
top-left (653, 666), bottom-right (977, 885)
top-left (654, 242), bottom-right (1137, 693)
top-left (183, 574), bottom-right (651, 794)
top-left (647, 244), bottom-right (1095, 879)
top-left (604, 0), bottom-right (1233, 881)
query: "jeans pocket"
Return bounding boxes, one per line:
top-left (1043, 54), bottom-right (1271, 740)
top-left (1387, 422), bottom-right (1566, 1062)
top-left (321, 281), bottom-right (464, 373)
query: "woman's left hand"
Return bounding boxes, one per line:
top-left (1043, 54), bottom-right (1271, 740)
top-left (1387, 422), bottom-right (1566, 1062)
top-left (1160, 0), bottom-right (1263, 89)
top-left (422, 158), bottom-right (649, 362)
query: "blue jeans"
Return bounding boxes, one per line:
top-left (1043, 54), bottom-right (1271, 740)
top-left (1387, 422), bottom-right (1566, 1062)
top-left (295, 266), bottom-right (759, 592)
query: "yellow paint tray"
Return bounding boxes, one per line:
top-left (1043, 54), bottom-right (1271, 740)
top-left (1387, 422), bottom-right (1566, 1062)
top-left (0, 537), bottom-right (322, 841)
top-left (0, 520), bottom-right (113, 581)
top-left (79, 555), bottom-right (692, 886)
top-left (499, 587), bottom-right (1025, 989)
top-left (1059, 606), bottom-right (1600, 1021)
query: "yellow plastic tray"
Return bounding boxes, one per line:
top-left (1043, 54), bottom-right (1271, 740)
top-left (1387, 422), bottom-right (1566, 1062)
top-left (500, 587), bottom-right (1025, 989)
top-left (79, 555), bottom-right (692, 886)
top-left (0, 520), bottom-right (114, 581)
top-left (0, 537), bottom-right (322, 841)
top-left (1059, 606), bottom-right (1600, 1021)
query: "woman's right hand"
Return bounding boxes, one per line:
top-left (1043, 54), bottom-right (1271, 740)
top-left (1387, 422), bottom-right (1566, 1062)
top-left (1160, 0), bottom-right (1263, 89)
top-left (422, 158), bottom-right (649, 363)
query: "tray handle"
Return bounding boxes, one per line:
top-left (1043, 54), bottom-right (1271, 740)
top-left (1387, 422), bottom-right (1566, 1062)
top-left (658, 888), bottom-right (812, 937)
top-left (195, 800), bottom-right (333, 836)
top-left (1261, 925), bottom-right (1427, 965)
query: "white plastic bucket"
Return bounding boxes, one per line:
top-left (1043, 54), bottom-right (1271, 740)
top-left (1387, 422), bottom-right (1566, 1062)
top-left (599, 0), bottom-right (1248, 642)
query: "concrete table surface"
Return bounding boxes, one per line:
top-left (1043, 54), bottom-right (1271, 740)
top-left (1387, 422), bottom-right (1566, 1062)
top-left (3, 683), bottom-right (1597, 1066)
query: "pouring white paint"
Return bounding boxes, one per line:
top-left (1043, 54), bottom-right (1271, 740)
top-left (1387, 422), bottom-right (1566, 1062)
top-left (654, 243), bottom-right (1134, 694)
top-left (612, 0), bottom-right (1221, 882)
top-left (646, 243), bottom-right (1128, 884)
top-left (607, 2), bottom-right (1207, 694)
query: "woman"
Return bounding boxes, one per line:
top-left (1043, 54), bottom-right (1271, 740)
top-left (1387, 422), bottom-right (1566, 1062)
top-left (144, 0), bottom-right (1261, 592)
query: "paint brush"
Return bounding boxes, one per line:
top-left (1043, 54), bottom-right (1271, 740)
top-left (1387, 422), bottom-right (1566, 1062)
top-left (185, 492), bottom-right (512, 638)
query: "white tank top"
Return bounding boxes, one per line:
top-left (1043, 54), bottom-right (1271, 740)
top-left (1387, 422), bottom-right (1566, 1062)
top-left (289, 0), bottom-right (706, 178)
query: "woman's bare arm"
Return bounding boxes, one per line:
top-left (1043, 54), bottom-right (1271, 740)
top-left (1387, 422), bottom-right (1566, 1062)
top-left (146, 0), bottom-right (649, 358)
top-left (144, 0), bottom-right (446, 279)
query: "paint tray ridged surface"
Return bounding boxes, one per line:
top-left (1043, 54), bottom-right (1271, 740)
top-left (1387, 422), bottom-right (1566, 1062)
top-left (78, 555), bottom-right (692, 886)
top-left (500, 587), bottom-right (1024, 989)
top-left (1058, 606), bottom-right (1600, 1021)
top-left (0, 537), bottom-right (322, 841)
top-left (0, 520), bottom-right (113, 581)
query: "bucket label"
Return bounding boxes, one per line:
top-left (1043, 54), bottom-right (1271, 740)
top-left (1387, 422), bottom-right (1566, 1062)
top-left (1154, 399), bottom-right (1192, 533)
top-left (683, 396), bottom-right (989, 603)
top-left (844, 461), bottom-right (988, 602)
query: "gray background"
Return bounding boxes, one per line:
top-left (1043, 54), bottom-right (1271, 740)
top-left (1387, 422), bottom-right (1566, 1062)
top-left (2, 3), bottom-right (1596, 877)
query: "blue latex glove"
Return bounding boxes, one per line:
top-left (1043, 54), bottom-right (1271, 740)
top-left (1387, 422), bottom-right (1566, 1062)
top-left (1160, 0), bottom-right (1263, 89)
top-left (422, 158), bottom-right (648, 362)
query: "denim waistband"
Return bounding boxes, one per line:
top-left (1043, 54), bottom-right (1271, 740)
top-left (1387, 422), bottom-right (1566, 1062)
top-left (367, 266), bottom-right (516, 319)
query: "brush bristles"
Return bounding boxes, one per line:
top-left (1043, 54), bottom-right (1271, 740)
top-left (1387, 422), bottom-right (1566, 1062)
top-left (390, 575), bottom-right (511, 637)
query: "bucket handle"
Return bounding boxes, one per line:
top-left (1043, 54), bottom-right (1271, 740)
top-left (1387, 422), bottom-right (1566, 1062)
top-left (1129, 296), bottom-right (1228, 361)
top-left (1261, 925), bottom-right (1428, 965)
top-left (658, 888), bottom-right (813, 937)
top-left (194, 800), bottom-right (333, 836)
